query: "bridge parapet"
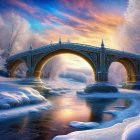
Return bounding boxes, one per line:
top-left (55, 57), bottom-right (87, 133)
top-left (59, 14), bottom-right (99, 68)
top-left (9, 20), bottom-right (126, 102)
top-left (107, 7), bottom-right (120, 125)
top-left (7, 42), bottom-right (140, 62)
top-left (6, 42), bottom-right (140, 90)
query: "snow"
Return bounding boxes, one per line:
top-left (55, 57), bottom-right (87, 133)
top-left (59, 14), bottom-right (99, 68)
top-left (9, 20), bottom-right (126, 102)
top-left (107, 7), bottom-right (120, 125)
top-left (0, 102), bottom-right (52, 121)
top-left (59, 71), bottom-right (87, 83)
top-left (1, 77), bottom-right (140, 140)
top-left (0, 83), bottom-right (47, 109)
top-left (69, 121), bottom-right (99, 129)
top-left (122, 122), bottom-right (140, 140)
top-left (53, 115), bottom-right (140, 140)
top-left (48, 88), bottom-right (71, 96)
top-left (113, 106), bottom-right (127, 109)
top-left (0, 77), bottom-right (51, 121)
top-left (53, 89), bottom-right (140, 140)
top-left (103, 110), bottom-right (119, 116)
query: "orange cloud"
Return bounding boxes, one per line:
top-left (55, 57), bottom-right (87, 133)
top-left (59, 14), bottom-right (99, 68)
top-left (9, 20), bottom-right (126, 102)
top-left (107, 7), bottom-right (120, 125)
top-left (7, 0), bottom-right (125, 50)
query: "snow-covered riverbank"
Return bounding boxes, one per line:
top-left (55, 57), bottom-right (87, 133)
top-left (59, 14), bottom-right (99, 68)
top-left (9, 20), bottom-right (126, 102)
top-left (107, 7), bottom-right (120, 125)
top-left (53, 115), bottom-right (140, 140)
top-left (1, 77), bottom-right (140, 140)
top-left (53, 90), bottom-right (140, 140)
top-left (0, 78), bottom-right (52, 121)
top-left (0, 83), bottom-right (47, 109)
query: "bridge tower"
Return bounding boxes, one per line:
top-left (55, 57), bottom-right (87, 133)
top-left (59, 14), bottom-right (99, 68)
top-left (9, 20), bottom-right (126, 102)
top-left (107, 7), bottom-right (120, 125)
top-left (26, 44), bottom-right (33, 77)
top-left (6, 41), bottom-right (140, 91)
top-left (97, 39), bottom-right (108, 82)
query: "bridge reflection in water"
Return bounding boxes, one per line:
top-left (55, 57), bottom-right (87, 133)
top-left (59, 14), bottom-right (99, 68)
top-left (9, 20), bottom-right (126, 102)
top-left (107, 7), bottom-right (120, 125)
top-left (0, 88), bottom-right (129, 140)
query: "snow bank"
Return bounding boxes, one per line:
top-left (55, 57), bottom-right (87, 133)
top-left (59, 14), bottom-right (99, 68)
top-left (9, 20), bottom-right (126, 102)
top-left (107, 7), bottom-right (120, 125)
top-left (0, 83), bottom-right (46, 109)
top-left (53, 115), bottom-right (140, 140)
top-left (103, 110), bottom-right (119, 116)
top-left (69, 121), bottom-right (99, 129)
top-left (53, 90), bottom-right (140, 140)
top-left (113, 106), bottom-right (127, 109)
top-left (59, 71), bottom-right (87, 83)
top-left (0, 102), bottom-right (52, 121)
top-left (47, 87), bottom-right (71, 96)
top-left (122, 121), bottom-right (140, 140)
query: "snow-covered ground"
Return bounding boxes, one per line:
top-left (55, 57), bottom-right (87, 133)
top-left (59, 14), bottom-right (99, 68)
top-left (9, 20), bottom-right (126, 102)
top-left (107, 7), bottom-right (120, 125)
top-left (53, 90), bottom-right (140, 140)
top-left (0, 83), bottom-right (46, 109)
top-left (69, 121), bottom-right (99, 129)
top-left (0, 102), bottom-right (52, 122)
top-left (1, 76), bottom-right (140, 140)
top-left (0, 76), bottom-right (52, 121)
top-left (53, 115), bottom-right (140, 140)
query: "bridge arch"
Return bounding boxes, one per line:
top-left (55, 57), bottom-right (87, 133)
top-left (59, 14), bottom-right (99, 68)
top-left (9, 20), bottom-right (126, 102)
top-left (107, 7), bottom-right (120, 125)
top-left (7, 59), bottom-right (28, 78)
top-left (33, 49), bottom-right (97, 80)
top-left (108, 57), bottom-right (137, 82)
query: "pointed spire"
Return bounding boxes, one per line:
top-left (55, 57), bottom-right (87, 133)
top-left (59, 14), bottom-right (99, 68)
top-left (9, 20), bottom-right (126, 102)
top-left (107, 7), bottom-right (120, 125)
top-left (59, 37), bottom-right (61, 44)
top-left (50, 40), bottom-right (53, 45)
top-left (29, 43), bottom-right (32, 50)
top-left (67, 39), bottom-right (70, 43)
top-left (101, 38), bottom-right (105, 49)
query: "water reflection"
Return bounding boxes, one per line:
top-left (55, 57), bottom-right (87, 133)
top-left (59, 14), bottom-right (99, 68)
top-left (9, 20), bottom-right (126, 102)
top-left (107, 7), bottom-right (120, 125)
top-left (84, 98), bottom-right (117, 122)
top-left (0, 92), bottom-right (129, 140)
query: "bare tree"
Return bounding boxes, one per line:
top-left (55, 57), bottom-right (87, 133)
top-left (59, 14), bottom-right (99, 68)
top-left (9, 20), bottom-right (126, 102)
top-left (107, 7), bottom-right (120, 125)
top-left (5, 22), bottom-right (24, 57)
top-left (0, 12), bottom-right (31, 58)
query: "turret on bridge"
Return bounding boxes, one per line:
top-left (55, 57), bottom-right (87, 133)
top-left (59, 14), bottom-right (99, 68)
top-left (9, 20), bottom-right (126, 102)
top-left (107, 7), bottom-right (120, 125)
top-left (6, 40), bottom-right (140, 91)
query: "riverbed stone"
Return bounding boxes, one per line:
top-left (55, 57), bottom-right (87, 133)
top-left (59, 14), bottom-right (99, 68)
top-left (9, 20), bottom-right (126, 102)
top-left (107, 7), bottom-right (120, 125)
top-left (84, 82), bottom-right (118, 93)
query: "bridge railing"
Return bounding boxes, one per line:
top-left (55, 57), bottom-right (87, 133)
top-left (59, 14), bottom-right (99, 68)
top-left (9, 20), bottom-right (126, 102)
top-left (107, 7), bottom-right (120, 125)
top-left (105, 47), bottom-right (140, 58)
top-left (7, 42), bottom-right (140, 61)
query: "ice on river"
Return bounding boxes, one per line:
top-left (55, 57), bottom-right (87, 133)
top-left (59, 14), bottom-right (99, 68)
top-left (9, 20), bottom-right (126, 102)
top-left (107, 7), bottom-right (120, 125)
top-left (69, 121), bottom-right (99, 129)
top-left (53, 90), bottom-right (140, 140)
top-left (103, 110), bottom-right (120, 116)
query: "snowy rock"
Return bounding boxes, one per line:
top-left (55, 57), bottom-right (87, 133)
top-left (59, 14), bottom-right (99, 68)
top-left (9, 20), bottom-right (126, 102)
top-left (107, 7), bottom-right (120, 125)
top-left (47, 87), bottom-right (71, 96)
top-left (0, 103), bottom-right (10, 109)
top-left (49, 90), bottom-right (66, 96)
top-left (69, 121), bottom-right (99, 129)
top-left (28, 108), bottom-right (39, 114)
top-left (103, 110), bottom-right (119, 116)
top-left (59, 71), bottom-right (87, 83)
top-left (0, 83), bottom-right (47, 109)
top-left (114, 106), bottom-right (127, 109)
top-left (84, 82), bottom-right (118, 93)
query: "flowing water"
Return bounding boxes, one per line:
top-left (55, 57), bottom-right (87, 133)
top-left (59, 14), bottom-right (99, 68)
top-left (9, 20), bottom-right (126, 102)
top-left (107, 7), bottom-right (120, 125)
top-left (0, 78), bottom-right (129, 140)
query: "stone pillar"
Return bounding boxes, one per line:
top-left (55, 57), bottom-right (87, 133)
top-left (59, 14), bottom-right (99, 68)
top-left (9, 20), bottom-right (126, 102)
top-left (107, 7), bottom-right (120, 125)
top-left (136, 75), bottom-right (140, 81)
top-left (122, 74), bottom-right (140, 90)
top-left (81, 40), bottom-right (118, 93)
top-left (97, 72), bottom-right (108, 82)
top-left (8, 70), bottom-right (15, 78)
top-left (33, 71), bottom-right (41, 79)
top-left (26, 48), bottom-right (34, 78)
top-left (122, 63), bottom-right (140, 90)
top-left (26, 69), bottom-right (33, 77)
top-left (97, 39), bottom-right (108, 82)
top-left (21, 49), bottom-right (43, 85)
top-left (127, 75), bottom-right (137, 82)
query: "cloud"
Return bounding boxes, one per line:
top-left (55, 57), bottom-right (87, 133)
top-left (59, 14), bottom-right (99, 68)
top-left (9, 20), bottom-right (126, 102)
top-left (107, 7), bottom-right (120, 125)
top-left (0, 1), bottom-right (129, 82)
top-left (2, 0), bottom-right (124, 49)
top-left (9, 0), bottom-right (37, 15)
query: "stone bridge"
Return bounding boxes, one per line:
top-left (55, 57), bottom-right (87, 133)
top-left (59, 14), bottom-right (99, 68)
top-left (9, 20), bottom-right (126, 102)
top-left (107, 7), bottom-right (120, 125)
top-left (6, 40), bottom-right (140, 90)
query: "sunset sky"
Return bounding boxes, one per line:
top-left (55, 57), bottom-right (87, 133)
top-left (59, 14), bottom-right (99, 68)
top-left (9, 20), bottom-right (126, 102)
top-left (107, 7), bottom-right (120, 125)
top-left (0, 0), bottom-right (128, 49)
top-left (0, 0), bottom-right (129, 71)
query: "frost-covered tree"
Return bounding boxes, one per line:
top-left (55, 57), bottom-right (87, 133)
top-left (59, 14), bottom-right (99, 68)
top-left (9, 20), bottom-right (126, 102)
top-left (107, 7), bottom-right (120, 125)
top-left (0, 56), bottom-right (6, 71)
top-left (0, 12), bottom-right (67, 79)
top-left (0, 49), bottom-right (6, 71)
top-left (41, 56), bottom-right (66, 79)
top-left (0, 12), bottom-right (31, 58)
